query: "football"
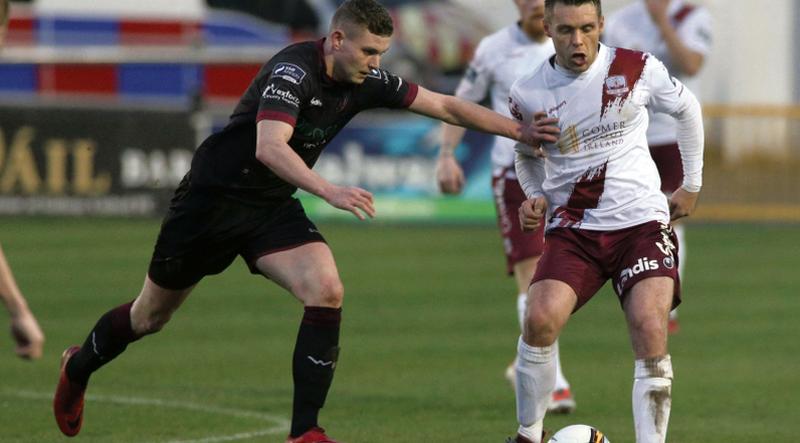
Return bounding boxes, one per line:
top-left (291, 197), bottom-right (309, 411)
top-left (547, 424), bottom-right (610, 443)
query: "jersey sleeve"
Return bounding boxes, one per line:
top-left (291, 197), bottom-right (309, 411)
top-left (508, 82), bottom-right (539, 156)
top-left (645, 56), bottom-right (704, 192)
top-left (677, 8), bottom-right (713, 57)
top-left (361, 68), bottom-right (419, 109)
top-left (454, 39), bottom-right (493, 103)
top-left (509, 81), bottom-right (546, 198)
top-left (644, 56), bottom-right (691, 116)
top-left (255, 61), bottom-right (314, 127)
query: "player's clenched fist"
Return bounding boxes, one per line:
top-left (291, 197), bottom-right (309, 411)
top-left (519, 196), bottom-right (547, 232)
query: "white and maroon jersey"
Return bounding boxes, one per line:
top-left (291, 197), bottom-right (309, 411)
top-left (510, 44), bottom-right (699, 231)
top-left (604, 0), bottom-right (712, 145)
top-left (455, 24), bottom-right (554, 169)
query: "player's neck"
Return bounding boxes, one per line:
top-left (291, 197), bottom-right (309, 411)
top-left (518, 22), bottom-right (547, 43)
top-left (322, 37), bottom-right (336, 79)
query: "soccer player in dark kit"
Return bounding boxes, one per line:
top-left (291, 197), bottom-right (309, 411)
top-left (53, 1), bottom-right (544, 442)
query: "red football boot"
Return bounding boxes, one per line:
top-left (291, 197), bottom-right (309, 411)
top-left (53, 346), bottom-right (86, 437)
top-left (285, 427), bottom-right (339, 443)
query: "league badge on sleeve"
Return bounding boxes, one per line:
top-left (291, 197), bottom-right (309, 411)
top-left (272, 63), bottom-right (307, 84)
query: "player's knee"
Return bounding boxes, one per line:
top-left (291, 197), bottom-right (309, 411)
top-left (316, 275), bottom-right (344, 307)
top-left (294, 273), bottom-right (343, 307)
top-left (525, 309), bottom-right (560, 345)
top-left (131, 311), bottom-right (171, 335)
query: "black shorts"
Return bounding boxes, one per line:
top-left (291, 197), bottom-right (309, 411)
top-left (148, 181), bottom-right (325, 290)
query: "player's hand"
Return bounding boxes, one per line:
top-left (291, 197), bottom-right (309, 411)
top-left (519, 112), bottom-right (559, 157)
top-left (435, 154), bottom-right (465, 194)
top-left (519, 196), bottom-right (548, 232)
top-left (645, 0), bottom-right (670, 25)
top-left (669, 187), bottom-right (699, 221)
top-left (324, 185), bottom-right (376, 220)
top-left (10, 311), bottom-right (44, 360)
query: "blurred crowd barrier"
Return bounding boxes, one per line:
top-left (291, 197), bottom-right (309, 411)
top-left (1, 1), bottom-right (798, 223)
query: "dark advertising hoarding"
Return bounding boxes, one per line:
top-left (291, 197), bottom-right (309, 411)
top-left (0, 106), bottom-right (195, 216)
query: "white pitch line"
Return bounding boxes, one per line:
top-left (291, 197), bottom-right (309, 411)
top-left (3, 389), bottom-right (290, 443)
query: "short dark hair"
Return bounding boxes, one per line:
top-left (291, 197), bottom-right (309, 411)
top-left (544, 0), bottom-right (602, 19)
top-left (331, 0), bottom-right (394, 37)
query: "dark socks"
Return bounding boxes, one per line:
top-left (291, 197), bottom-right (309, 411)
top-left (290, 306), bottom-right (342, 437)
top-left (65, 301), bottom-right (142, 386)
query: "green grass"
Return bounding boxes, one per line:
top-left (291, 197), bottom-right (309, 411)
top-left (0, 219), bottom-right (798, 442)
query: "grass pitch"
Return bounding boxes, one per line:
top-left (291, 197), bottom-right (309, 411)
top-left (0, 218), bottom-right (798, 442)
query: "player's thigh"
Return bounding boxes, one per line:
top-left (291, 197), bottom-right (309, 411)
top-left (623, 276), bottom-right (674, 359)
top-left (513, 256), bottom-right (540, 294)
top-left (525, 278), bottom-right (578, 345)
top-left (254, 242), bottom-right (343, 308)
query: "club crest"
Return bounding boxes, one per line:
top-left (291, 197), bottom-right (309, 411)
top-left (605, 75), bottom-right (629, 96)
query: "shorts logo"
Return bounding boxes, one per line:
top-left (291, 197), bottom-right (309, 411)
top-left (663, 256), bottom-right (675, 269)
top-left (605, 75), bottom-right (629, 96)
top-left (272, 63), bottom-right (306, 84)
top-left (656, 224), bottom-right (677, 257)
top-left (617, 257), bottom-right (659, 293)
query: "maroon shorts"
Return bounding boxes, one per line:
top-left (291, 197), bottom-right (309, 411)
top-left (492, 168), bottom-right (545, 275)
top-left (649, 143), bottom-right (683, 194)
top-left (533, 221), bottom-right (681, 311)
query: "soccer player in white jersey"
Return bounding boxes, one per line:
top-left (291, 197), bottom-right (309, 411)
top-left (435, 0), bottom-right (575, 414)
top-left (603, 0), bottom-right (712, 334)
top-left (505, 0), bottom-right (703, 442)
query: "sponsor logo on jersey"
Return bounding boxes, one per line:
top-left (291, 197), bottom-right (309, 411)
top-left (548, 100), bottom-right (567, 117)
top-left (262, 83), bottom-right (301, 107)
top-left (310, 97), bottom-right (323, 107)
top-left (272, 62), bottom-right (306, 84)
top-left (617, 257), bottom-right (660, 293)
top-left (605, 75), bottom-right (629, 96)
top-left (367, 68), bottom-right (384, 80)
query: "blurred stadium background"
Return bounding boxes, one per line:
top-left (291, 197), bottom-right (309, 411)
top-left (1, 0), bottom-right (798, 221)
top-left (1, 1), bottom-right (799, 442)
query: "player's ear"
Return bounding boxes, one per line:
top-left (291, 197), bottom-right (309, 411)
top-left (330, 29), bottom-right (345, 50)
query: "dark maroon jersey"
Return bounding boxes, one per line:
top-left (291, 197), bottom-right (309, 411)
top-left (190, 38), bottom-right (419, 203)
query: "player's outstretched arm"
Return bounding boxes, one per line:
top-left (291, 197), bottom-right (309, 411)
top-left (409, 86), bottom-right (532, 146)
top-left (0, 246), bottom-right (45, 360)
top-left (256, 120), bottom-right (375, 220)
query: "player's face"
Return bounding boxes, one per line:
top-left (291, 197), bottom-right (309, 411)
top-left (515, 0), bottom-right (546, 39)
top-left (332, 27), bottom-right (391, 84)
top-left (545, 2), bottom-right (604, 73)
